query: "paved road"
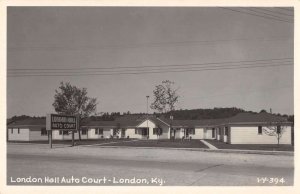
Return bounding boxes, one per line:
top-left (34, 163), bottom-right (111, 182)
top-left (7, 143), bottom-right (294, 186)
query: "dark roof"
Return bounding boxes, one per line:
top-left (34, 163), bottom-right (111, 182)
top-left (225, 112), bottom-right (288, 124)
top-left (158, 116), bottom-right (227, 127)
top-left (82, 120), bottom-right (117, 127)
top-left (7, 112), bottom-right (290, 128)
top-left (8, 118), bottom-right (46, 127)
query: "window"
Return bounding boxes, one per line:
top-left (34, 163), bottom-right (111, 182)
top-left (225, 127), bottom-right (229, 136)
top-left (94, 128), bottom-right (103, 135)
top-left (41, 127), bottom-right (47, 136)
top-left (212, 128), bottom-right (215, 138)
top-left (135, 128), bottom-right (138, 134)
top-left (258, 126), bottom-right (262, 135)
top-left (18, 128), bottom-right (20, 134)
top-left (277, 126), bottom-right (281, 134)
top-left (81, 129), bottom-right (87, 135)
top-left (189, 128), bottom-right (195, 135)
top-left (59, 130), bottom-right (62, 135)
top-left (11, 128), bottom-right (13, 134)
top-left (153, 128), bottom-right (158, 135)
top-left (113, 129), bottom-right (117, 136)
top-left (63, 131), bottom-right (69, 135)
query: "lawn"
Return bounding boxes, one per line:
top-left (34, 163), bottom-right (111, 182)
top-left (205, 139), bottom-right (294, 151)
top-left (99, 139), bottom-right (209, 148)
top-left (8, 139), bottom-right (209, 148)
top-left (7, 138), bottom-right (131, 145)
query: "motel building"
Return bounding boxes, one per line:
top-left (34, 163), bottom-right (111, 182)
top-left (7, 112), bottom-right (293, 145)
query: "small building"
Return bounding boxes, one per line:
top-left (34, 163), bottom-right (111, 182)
top-left (213, 112), bottom-right (292, 144)
top-left (7, 118), bottom-right (47, 141)
top-left (7, 112), bottom-right (293, 144)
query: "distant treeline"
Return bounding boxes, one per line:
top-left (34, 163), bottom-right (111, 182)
top-left (8, 107), bottom-right (294, 123)
top-left (160, 107), bottom-right (245, 120)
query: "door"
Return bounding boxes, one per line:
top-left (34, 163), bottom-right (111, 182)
top-left (121, 128), bottom-right (125, 138)
top-left (185, 128), bottom-right (189, 137)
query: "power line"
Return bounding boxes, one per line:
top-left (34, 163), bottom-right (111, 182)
top-left (8, 57), bottom-right (293, 71)
top-left (219, 7), bottom-right (293, 23)
top-left (7, 63), bottom-right (292, 77)
top-left (241, 7), bottom-right (293, 21)
top-left (255, 7), bottom-right (294, 17)
top-left (8, 36), bottom-right (291, 51)
top-left (276, 7), bottom-right (294, 12)
top-left (8, 60), bottom-right (292, 75)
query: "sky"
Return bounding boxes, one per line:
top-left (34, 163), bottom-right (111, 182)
top-left (7, 7), bottom-right (294, 117)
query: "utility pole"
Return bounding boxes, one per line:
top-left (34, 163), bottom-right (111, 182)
top-left (146, 96), bottom-right (149, 139)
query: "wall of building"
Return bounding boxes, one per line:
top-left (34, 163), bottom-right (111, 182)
top-left (174, 128), bottom-right (183, 139)
top-left (126, 128), bottom-right (141, 139)
top-left (52, 130), bottom-right (63, 140)
top-left (8, 128), bottom-right (30, 141)
top-left (204, 128), bottom-right (215, 139)
top-left (191, 128), bottom-right (204, 139)
top-left (135, 119), bottom-right (169, 139)
top-left (137, 120), bottom-right (157, 139)
top-left (159, 125), bottom-right (169, 139)
top-left (85, 128), bottom-right (114, 139)
top-left (230, 125), bottom-right (292, 144)
top-left (29, 131), bottom-right (48, 141)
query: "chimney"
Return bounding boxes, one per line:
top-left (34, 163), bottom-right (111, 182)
top-left (270, 108), bottom-right (272, 114)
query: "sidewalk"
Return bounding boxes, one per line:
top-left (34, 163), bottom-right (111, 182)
top-left (200, 139), bottom-right (218, 150)
top-left (93, 144), bottom-right (294, 156)
top-left (8, 142), bottom-right (294, 156)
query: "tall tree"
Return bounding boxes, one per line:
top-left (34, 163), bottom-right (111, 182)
top-left (52, 82), bottom-right (98, 140)
top-left (150, 80), bottom-right (179, 139)
top-left (150, 80), bottom-right (179, 113)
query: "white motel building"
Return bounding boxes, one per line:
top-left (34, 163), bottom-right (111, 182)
top-left (7, 112), bottom-right (293, 145)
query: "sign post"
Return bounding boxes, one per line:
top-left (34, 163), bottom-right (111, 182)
top-left (49, 129), bottom-right (52, 148)
top-left (72, 131), bottom-right (75, 147)
top-left (46, 114), bottom-right (78, 148)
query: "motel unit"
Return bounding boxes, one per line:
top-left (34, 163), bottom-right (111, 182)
top-left (7, 112), bottom-right (293, 144)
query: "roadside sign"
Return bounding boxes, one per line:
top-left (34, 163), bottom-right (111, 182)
top-left (46, 114), bottom-right (79, 148)
top-left (46, 114), bottom-right (77, 131)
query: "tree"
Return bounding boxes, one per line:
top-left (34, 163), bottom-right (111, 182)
top-left (263, 122), bottom-right (287, 147)
top-left (260, 109), bottom-right (267, 113)
top-left (150, 80), bottom-right (179, 113)
top-left (150, 80), bottom-right (179, 139)
top-left (52, 82), bottom-right (98, 140)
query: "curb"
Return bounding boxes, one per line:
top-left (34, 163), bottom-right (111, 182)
top-left (92, 145), bottom-right (294, 156)
top-left (8, 142), bottom-right (294, 156)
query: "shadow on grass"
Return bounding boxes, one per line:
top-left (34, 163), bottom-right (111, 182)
top-left (205, 139), bottom-right (294, 151)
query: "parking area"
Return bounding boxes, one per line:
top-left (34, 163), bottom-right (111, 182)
top-left (7, 143), bottom-right (294, 186)
top-left (205, 139), bottom-right (294, 151)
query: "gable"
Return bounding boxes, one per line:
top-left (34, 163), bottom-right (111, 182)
top-left (137, 119), bottom-right (156, 128)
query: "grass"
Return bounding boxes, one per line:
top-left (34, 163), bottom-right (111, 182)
top-left (205, 139), bottom-right (294, 151)
top-left (8, 139), bottom-right (208, 148)
top-left (99, 139), bottom-right (209, 148)
top-left (7, 138), bottom-right (131, 145)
